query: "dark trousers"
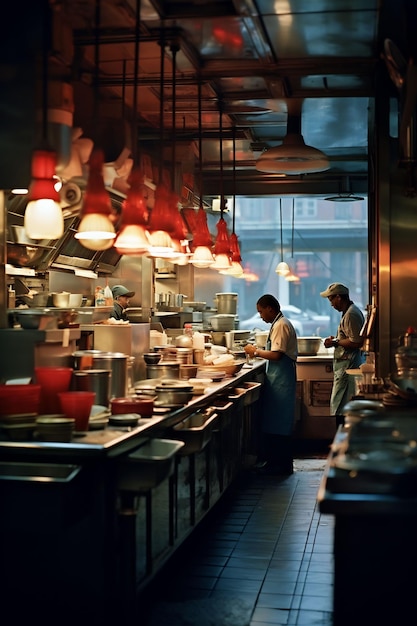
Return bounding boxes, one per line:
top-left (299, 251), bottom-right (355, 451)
top-left (259, 433), bottom-right (293, 473)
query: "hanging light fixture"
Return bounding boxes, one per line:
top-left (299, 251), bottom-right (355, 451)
top-left (114, 0), bottom-right (150, 255)
top-left (324, 175), bottom-right (364, 202)
top-left (220, 124), bottom-right (243, 277)
top-left (275, 198), bottom-right (290, 275)
top-left (256, 103), bottom-right (330, 175)
top-left (285, 197), bottom-right (299, 282)
top-left (74, 149), bottom-right (116, 250)
top-left (211, 100), bottom-right (232, 271)
top-left (24, 0), bottom-right (64, 240)
top-left (147, 32), bottom-right (175, 257)
top-left (189, 79), bottom-right (215, 268)
top-left (75, 0), bottom-right (115, 250)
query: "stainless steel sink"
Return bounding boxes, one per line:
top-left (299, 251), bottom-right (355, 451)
top-left (117, 438), bottom-right (185, 492)
top-left (0, 462), bottom-right (80, 483)
top-left (172, 409), bottom-right (219, 455)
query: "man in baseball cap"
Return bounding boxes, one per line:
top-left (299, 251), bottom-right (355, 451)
top-left (321, 282), bottom-right (365, 425)
top-left (109, 284), bottom-right (135, 321)
top-left (319, 283), bottom-right (349, 298)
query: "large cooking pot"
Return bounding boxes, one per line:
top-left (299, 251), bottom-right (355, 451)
top-left (214, 293), bottom-right (238, 315)
top-left (155, 380), bottom-right (194, 406)
top-left (146, 361), bottom-right (181, 380)
top-left (297, 337), bottom-right (322, 356)
top-left (73, 350), bottom-right (128, 398)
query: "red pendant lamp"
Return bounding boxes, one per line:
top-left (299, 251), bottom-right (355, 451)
top-left (211, 101), bottom-right (231, 271)
top-left (147, 32), bottom-right (174, 257)
top-left (74, 0), bottom-right (115, 250)
top-left (114, 168), bottom-right (150, 255)
top-left (220, 124), bottom-right (243, 277)
top-left (113, 0), bottom-right (150, 255)
top-left (189, 79), bottom-right (215, 268)
top-left (24, 0), bottom-right (63, 240)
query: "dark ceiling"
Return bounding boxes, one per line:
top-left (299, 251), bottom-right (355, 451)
top-left (22, 1), bottom-right (417, 199)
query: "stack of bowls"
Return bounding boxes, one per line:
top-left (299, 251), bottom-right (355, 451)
top-left (35, 416), bottom-right (75, 442)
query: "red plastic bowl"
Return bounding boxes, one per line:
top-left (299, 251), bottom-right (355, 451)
top-left (111, 395), bottom-right (154, 417)
top-left (0, 384), bottom-right (41, 416)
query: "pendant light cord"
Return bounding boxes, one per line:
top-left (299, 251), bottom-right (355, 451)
top-left (41, 0), bottom-right (51, 144)
top-left (171, 42), bottom-right (179, 190)
top-left (232, 124), bottom-right (236, 233)
top-left (280, 198), bottom-right (284, 262)
top-left (132, 0), bottom-right (141, 165)
top-left (291, 197), bottom-right (294, 257)
top-left (92, 0), bottom-right (101, 144)
top-left (158, 29), bottom-right (165, 183)
top-left (198, 79), bottom-right (203, 209)
top-left (219, 100), bottom-right (224, 219)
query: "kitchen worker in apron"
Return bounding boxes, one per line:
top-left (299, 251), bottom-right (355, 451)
top-left (244, 294), bottom-right (298, 475)
top-left (109, 284), bottom-right (135, 321)
top-left (321, 282), bottom-right (365, 426)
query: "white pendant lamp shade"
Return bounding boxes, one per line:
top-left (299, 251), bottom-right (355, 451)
top-left (114, 224), bottom-right (150, 255)
top-left (24, 150), bottom-right (64, 240)
top-left (190, 245), bottom-right (215, 268)
top-left (25, 198), bottom-right (64, 240)
top-left (256, 134), bottom-right (330, 174)
top-left (211, 252), bottom-right (231, 271)
top-left (75, 213), bottom-right (115, 250)
top-left (275, 260), bottom-right (290, 276)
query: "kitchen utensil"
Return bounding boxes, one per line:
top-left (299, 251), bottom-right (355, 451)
top-left (73, 350), bottom-right (128, 398)
top-left (198, 360), bottom-right (245, 377)
top-left (143, 353), bottom-right (162, 365)
top-left (179, 364), bottom-right (198, 379)
top-left (35, 416), bottom-right (75, 442)
top-left (209, 314), bottom-right (236, 331)
top-left (74, 369), bottom-right (111, 407)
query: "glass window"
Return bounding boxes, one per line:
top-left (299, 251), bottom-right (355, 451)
top-left (195, 195), bottom-right (368, 337)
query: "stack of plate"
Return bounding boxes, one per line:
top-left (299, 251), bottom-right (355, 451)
top-left (35, 415), bottom-right (75, 442)
top-left (0, 413), bottom-right (38, 441)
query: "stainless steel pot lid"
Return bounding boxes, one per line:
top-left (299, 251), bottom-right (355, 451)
top-left (108, 413), bottom-right (141, 426)
top-left (155, 380), bottom-right (193, 391)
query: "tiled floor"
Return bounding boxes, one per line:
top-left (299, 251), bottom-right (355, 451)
top-left (141, 457), bottom-right (334, 626)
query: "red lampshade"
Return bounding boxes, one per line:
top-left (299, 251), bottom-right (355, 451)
top-left (28, 149), bottom-right (61, 202)
top-left (213, 217), bottom-right (231, 256)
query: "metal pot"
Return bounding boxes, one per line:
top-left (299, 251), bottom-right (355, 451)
top-left (214, 293), bottom-right (238, 315)
top-left (73, 369), bottom-right (112, 407)
top-left (73, 350), bottom-right (128, 398)
top-left (146, 361), bottom-right (180, 380)
top-left (155, 380), bottom-right (194, 405)
top-left (297, 337), bottom-right (322, 356)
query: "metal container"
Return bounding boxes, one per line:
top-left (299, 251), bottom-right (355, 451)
top-left (73, 369), bottom-right (112, 407)
top-left (209, 314), bottom-right (236, 331)
top-left (73, 350), bottom-right (128, 398)
top-left (146, 361), bottom-right (180, 380)
top-left (215, 293), bottom-right (238, 315)
top-left (297, 337), bottom-right (322, 356)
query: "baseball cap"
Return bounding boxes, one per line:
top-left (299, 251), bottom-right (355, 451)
top-left (111, 284), bottom-right (135, 299)
top-left (320, 283), bottom-right (349, 298)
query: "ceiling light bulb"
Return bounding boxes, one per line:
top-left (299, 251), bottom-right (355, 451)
top-left (275, 261), bottom-right (290, 276)
top-left (220, 261), bottom-right (244, 277)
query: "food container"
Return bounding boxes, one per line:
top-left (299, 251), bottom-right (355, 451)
top-left (68, 293), bottom-right (83, 307)
top-left (73, 350), bottom-right (128, 398)
top-left (74, 369), bottom-right (111, 407)
top-left (111, 395), bottom-right (154, 417)
top-left (51, 292), bottom-right (71, 308)
top-left (297, 337), bottom-right (322, 356)
top-left (209, 314), bottom-right (236, 331)
top-left (0, 384), bottom-right (41, 416)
